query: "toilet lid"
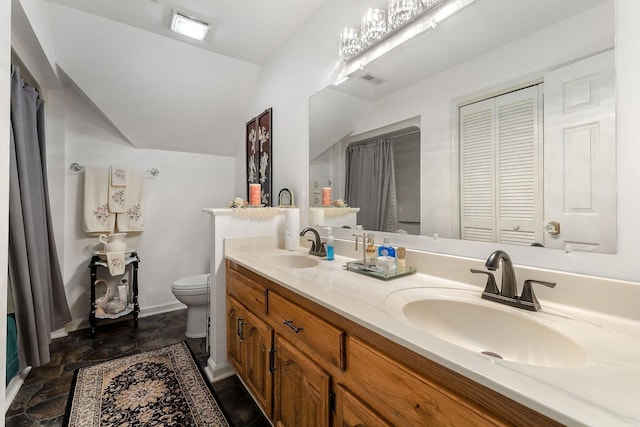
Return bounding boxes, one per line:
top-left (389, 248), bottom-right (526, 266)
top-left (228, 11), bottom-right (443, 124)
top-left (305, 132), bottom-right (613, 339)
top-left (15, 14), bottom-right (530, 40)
top-left (172, 282), bottom-right (209, 291)
top-left (172, 274), bottom-right (210, 291)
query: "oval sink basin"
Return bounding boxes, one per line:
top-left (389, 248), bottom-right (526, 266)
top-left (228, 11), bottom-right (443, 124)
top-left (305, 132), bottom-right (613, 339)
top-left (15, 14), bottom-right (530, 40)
top-left (386, 288), bottom-right (587, 367)
top-left (263, 254), bottom-right (320, 269)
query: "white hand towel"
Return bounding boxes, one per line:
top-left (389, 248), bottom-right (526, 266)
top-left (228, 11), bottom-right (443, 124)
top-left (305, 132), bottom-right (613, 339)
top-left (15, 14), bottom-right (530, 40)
top-left (108, 166), bottom-right (128, 213)
top-left (83, 167), bottom-right (116, 234)
top-left (111, 166), bottom-right (127, 186)
top-left (116, 170), bottom-right (145, 232)
top-left (106, 251), bottom-right (125, 276)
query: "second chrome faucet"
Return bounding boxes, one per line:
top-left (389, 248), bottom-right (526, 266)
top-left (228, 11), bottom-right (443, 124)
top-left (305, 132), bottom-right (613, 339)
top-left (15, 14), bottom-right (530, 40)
top-left (471, 250), bottom-right (556, 312)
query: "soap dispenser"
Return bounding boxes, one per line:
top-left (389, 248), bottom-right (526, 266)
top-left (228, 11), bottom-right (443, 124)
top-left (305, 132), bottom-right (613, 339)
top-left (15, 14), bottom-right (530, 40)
top-left (325, 227), bottom-right (334, 261)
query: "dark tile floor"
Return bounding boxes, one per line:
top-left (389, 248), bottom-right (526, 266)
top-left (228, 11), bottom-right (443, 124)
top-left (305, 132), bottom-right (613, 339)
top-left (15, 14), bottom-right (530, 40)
top-left (5, 309), bottom-right (270, 427)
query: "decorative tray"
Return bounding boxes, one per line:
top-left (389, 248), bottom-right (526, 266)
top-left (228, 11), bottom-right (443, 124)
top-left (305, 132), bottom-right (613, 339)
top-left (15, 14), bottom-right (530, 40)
top-left (343, 260), bottom-right (416, 281)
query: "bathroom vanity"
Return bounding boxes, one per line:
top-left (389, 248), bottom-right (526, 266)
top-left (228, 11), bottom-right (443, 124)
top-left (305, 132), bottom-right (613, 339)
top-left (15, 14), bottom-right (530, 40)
top-left (224, 240), bottom-right (640, 426)
top-left (226, 259), bottom-right (554, 426)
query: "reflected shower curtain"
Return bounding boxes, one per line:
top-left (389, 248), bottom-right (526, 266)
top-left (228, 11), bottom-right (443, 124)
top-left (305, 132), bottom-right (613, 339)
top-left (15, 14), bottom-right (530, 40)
top-left (8, 66), bottom-right (71, 369)
top-left (344, 138), bottom-right (398, 232)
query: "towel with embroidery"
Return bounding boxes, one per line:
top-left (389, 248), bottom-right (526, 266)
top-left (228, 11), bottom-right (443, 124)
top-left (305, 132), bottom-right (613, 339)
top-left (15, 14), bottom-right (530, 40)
top-left (106, 251), bottom-right (125, 276)
top-left (108, 166), bottom-right (127, 213)
top-left (83, 167), bottom-right (115, 234)
top-left (116, 169), bottom-right (145, 232)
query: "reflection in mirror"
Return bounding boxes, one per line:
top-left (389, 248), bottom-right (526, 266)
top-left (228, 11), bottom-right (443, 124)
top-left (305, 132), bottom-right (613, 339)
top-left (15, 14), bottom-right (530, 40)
top-left (309, 0), bottom-right (615, 253)
top-left (310, 124), bottom-right (421, 234)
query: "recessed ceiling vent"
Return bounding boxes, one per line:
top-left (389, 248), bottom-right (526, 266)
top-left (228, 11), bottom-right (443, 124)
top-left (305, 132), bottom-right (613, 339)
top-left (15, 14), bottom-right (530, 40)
top-left (360, 73), bottom-right (385, 85)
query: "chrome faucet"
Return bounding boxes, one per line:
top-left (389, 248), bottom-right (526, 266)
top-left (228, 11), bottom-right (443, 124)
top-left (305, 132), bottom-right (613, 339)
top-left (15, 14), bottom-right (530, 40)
top-left (300, 227), bottom-right (326, 257)
top-left (471, 250), bottom-right (556, 312)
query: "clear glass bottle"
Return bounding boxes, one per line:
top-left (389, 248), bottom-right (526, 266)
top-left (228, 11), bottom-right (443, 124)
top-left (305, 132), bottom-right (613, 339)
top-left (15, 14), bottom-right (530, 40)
top-left (365, 234), bottom-right (376, 264)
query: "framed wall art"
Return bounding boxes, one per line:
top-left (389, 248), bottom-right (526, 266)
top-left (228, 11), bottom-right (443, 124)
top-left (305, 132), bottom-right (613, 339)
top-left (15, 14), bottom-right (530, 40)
top-left (245, 108), bottom-right (273, 206)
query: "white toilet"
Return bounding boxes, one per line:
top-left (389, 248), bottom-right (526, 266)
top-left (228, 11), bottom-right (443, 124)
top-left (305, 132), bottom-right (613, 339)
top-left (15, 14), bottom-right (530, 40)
top-left (171, 274), bottom-right (210, 338)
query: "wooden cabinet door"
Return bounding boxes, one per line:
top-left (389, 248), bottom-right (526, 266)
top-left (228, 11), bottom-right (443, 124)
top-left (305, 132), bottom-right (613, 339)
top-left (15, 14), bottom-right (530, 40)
top-left (335, 384), bottom-right (392, 427)
top-left (273, 335), bottom-right (330, 427)
top-left (226, 297), bottom-right (245, 374)
top-left (244, 308), bottom-right (273, 418)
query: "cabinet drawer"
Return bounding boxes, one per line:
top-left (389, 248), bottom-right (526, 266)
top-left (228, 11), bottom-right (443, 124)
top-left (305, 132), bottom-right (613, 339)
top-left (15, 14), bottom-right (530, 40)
top-left (227, 268), bottom-right (268, 315)
top-left (269, 292), bottom-right (345, 370)
top-left (347, 337), bottom-right (503, 427)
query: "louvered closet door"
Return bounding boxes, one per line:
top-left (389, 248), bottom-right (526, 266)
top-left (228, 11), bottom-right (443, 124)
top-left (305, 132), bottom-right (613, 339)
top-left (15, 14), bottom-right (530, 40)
top-left (460, 100), bottom-right (496, 242)
top-left (495, 86), bottom-right (543, 246)
top-left (460, 85), bottom-right (542, 245)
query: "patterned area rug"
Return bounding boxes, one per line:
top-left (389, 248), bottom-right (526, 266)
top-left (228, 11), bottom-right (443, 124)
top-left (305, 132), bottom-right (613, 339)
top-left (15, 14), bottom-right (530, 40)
top-left (63, 342), bottom-right (230, 427)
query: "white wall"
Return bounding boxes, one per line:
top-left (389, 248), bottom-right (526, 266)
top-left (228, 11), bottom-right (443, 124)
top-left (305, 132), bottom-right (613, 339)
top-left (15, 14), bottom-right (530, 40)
top-left (237, 0), bottom-right (377, 221)
top-left (12, 0), bottom-right (57, 83)
top-left (245, 0), bottom-right (640, 282)
top-left (62, 88), bottom-right (235, 327)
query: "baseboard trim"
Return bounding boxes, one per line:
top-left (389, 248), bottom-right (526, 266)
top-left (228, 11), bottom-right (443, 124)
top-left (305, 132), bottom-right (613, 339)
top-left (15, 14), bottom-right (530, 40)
top-left (205, 358), bottom-right (235, 382)
top-left (53, 302), bottom-right (187, 335)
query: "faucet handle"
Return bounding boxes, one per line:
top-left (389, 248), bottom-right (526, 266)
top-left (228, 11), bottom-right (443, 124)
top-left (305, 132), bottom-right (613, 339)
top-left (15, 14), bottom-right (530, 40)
top-left (520, 279), bottom-right (556, 311)
top-left (470, 269), bottom-right (499, 295)
top-left (317, 241), bottom-right (327, 256)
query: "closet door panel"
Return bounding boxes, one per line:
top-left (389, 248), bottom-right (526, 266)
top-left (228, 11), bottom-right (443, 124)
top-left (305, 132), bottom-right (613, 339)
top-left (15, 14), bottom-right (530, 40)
top-left (460, 100), bottom-right (496, 242)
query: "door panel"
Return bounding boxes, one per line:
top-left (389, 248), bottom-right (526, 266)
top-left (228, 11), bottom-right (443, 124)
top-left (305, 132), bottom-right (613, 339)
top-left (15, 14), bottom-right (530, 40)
top-left (543, 49), bottom-right (616, 252)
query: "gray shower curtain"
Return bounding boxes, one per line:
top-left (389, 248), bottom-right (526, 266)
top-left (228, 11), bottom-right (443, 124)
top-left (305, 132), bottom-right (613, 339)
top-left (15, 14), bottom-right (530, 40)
top-left (8, 66), bottom-right (71, 369)
top-left (344, 138), bottom-right (398, 232)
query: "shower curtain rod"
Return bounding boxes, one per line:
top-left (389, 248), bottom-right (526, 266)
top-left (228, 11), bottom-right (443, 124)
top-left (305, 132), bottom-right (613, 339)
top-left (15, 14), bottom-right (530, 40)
top-left (349, 128), bottom-right (421, 146)
top-left (69, 162), bottom-right (160, 177)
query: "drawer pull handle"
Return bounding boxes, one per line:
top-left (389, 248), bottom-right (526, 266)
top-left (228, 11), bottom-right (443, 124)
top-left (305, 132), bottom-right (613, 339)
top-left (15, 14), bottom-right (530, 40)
top-left (283, 319), bottom-right (304, 333)
top-left (237, 317), bottom-right (245, 340)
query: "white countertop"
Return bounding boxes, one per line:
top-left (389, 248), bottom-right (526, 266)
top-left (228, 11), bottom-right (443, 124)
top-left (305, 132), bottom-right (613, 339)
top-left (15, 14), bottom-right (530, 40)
top-left (226, 247), bottom-right (640, 427)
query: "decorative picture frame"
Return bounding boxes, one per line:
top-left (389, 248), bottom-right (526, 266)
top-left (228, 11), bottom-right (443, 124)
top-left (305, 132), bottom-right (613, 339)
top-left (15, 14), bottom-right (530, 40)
top-left (278, 188), bottom-right (294, 208)
top-left (245, 116), bottom-right (258, 201)
top-left (245, 108), bottom-right (273, 206)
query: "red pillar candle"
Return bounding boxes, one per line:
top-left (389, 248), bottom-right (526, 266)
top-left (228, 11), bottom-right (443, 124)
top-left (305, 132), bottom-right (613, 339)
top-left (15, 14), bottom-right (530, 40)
top-left (322, 187), bottom-right (332, 206)
top-left (249, 183), bottom-right (261, 206)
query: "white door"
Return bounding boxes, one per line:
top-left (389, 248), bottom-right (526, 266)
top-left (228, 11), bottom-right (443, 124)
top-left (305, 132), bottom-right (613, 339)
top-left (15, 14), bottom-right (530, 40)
top-left (543, 50), bottom-right (616, 253)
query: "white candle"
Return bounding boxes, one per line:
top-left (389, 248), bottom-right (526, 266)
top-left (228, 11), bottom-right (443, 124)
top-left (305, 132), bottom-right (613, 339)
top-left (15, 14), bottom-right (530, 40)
top-left (322, 187), bottom-right (332, 206)
top-left (249, 183), bottom-right (261, 206)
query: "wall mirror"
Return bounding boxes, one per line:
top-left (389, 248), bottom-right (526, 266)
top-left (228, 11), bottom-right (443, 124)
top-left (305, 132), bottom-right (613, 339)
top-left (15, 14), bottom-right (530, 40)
top-left (309, 0), bottom-right (616, 254)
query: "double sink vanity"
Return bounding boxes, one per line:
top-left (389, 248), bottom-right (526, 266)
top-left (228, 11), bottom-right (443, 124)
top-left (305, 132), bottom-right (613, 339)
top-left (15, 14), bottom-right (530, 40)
top-left (223, 235), bottom-right (640, 426)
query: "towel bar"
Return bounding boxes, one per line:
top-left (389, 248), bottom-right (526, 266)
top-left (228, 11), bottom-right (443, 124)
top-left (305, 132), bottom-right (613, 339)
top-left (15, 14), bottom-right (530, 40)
top-left (70, 162), bottom-right (159, 176)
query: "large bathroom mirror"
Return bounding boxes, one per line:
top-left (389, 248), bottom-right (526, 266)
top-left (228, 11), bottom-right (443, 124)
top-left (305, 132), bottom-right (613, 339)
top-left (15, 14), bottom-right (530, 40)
top-left (309, 0), bottom-right (616, 253)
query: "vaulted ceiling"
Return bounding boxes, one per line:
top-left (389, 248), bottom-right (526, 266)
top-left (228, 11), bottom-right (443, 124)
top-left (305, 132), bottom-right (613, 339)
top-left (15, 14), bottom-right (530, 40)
top-left (43, 0), bottom-right (325, 156)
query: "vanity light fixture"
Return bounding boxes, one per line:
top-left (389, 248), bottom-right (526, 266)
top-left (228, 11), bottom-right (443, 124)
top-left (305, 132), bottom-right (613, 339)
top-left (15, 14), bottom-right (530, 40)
top-left (337, 0), bottom-right (475, 74)
top-left (170, 11), bottom-right (211, 41)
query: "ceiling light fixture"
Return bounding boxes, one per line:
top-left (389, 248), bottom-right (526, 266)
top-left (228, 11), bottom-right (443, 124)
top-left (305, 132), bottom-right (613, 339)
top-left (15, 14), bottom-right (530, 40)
top-left (170, 11), bottom-right (210, 41)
